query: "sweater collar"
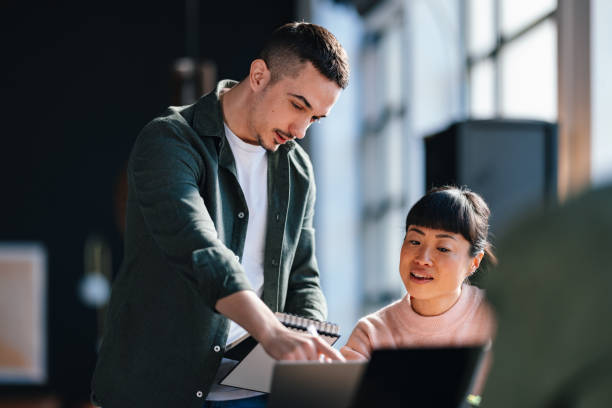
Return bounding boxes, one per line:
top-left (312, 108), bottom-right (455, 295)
top-left (399, 284), bottom-right (483, 335)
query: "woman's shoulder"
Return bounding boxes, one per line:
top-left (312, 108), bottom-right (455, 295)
top-left (356, 296), bottom-right (410, 329)
top-left (461, 284), bottom-right (487, 309)
top-left (344, 297), bottom-right (411, 353)
top-left (462, 284), bottom-right (496, 338)
top-left (469, 284), bottom-right (493, 308)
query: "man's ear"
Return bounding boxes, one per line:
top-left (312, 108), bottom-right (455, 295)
top-left (249, 59), bottom-right (271, 91)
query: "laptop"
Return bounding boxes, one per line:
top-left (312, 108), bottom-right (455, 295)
top-left (350, 346), bottom-right (486, 408)
top-left (267, 360), bottom-right (367, 408)
top-left (268, 346), bottom-right (485, 408)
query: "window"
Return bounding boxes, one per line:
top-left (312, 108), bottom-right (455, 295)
top-left (359, 7), bottom-right (408, 312)
top-left (466, 0), bottom-right (557, 120)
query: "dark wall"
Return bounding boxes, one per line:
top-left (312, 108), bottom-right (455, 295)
top-left (0, 1), bottom-right (295, 404)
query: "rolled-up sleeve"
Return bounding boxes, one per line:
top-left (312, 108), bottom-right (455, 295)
top-left (129, 118), bottom-right (252, 309)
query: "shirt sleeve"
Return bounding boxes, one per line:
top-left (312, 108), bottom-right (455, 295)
top-left (129, 118), bottom-right (252, 310)
top-left (282, 175), bottom-right (327, 321)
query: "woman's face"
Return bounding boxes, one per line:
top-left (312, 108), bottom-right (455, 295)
top-left (400, 225), bottom-right (482, 307)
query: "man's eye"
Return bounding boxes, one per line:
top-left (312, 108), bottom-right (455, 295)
top-left (291, 102), bottom-right (303, 110)
top-left (409, 240), bottom-right (420, 246)
top-left (437, 247), bottom-right (450, 253)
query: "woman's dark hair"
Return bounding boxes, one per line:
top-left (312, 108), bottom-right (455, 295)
top-left (405, 186), bottom-right (497, 265)
top-left (259, 22), bottom-right (350, 89)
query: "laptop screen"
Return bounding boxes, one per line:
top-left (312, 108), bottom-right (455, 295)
top-left (350, 346), bottom-right (485, 408)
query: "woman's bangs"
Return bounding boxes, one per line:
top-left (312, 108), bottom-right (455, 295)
top-left (405, 193), bottom-right (471, 239)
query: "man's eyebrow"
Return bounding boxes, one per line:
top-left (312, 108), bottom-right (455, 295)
top-left (288, 93), bottom-right (312, 109)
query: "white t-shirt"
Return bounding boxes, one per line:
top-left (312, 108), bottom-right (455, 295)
top-left (206, 123), bottom-right (268, 401)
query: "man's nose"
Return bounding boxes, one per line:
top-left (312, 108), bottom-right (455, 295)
top-left (289, 120), bottom-right (309, 140)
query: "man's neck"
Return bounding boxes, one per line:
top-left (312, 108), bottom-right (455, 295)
top-left (220, 81), bottom-right (257, 145)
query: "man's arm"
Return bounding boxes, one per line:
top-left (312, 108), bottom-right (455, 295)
top-left (130, 119), bottom-right (251, 309)
top-left (216, 290), bottom-right (343, 361)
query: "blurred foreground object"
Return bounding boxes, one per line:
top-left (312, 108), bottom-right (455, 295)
top-left (484, 185), bottom-right (612, 406)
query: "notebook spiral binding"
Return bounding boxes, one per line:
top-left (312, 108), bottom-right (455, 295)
top-left (274, 312), bottom-right (340, 337)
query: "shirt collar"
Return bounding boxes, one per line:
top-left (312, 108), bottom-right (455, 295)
top-left (192, 79), bottom-right (237, 139)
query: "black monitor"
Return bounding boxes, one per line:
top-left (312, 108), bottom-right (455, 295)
top-left (425, 119), bottom-right (558, 237)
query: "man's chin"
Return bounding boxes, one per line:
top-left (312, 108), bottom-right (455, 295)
top-left (264, 144), bottom-right (280, 153)
top-left (257, 135), bottom-right (279, 152)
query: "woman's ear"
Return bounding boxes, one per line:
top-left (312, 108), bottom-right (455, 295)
top-left (249, 59), bottom-right (271, 91)
top-left (469, 251), bottom-right (485, 275)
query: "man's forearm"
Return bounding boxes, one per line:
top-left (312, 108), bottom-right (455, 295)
top-left (215, 290), bottom-right (344, 361)
top-left (215, 290), bottom-right (284, 345)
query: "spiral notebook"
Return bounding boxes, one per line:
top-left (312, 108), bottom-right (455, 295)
top-left (220, 312), bottom-right (341, 393)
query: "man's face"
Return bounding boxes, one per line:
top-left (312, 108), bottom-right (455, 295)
top-left (248, 61), bottom-right (342, 152)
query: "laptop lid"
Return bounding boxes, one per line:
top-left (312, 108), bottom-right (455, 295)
top-left (268, 361), bottom-right (367, 408)
top-left (350, 346), bottom-right (485, 408)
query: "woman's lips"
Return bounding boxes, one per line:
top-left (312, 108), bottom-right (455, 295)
top-left (409, 271), bottom-right (434, 284)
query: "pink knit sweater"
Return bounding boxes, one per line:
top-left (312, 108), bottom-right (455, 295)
top-left (341, 284), bottom-right (494, 360)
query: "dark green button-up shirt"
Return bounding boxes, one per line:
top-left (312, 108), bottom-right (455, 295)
top-left (91, 80), bottom-right (327, 408)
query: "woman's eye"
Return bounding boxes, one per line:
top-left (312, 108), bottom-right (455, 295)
top-left (409, 240), bottom-right (420, 246)
top-left (437, 247), bottom-right (450, 253)
top-left (291, 102), bottom-right (303, 111)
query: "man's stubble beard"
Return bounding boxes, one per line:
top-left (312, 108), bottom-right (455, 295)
top-left (248, 102), bottom-right (278, 153)
top-left (256, 132), bottom-right (278, 153)
top-left (251, 84), bottom-right (280, 152)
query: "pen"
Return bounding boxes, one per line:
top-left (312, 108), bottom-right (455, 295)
top-left (307, 324), bottom-right (328, 362)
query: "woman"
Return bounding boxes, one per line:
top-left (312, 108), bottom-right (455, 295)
top-left (341, 186), bottom-right (496, 363)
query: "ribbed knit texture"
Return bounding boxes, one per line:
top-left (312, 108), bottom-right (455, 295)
top-left (341, 284), bottom-right (494, 360)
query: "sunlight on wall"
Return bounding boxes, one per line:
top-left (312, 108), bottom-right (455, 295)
top-left (591, 0), bottom-right (612, 187)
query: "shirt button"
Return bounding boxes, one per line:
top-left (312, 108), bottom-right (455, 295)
top-left (196, 391), bottom-right (203, 398)
top-left (271, 258), bottom-right (278, 266)
top-left (213, 345), bottom-right (221, 352)
top-left (275, 213), bottom-right (280, 222)
top-left (237, 211), bottom-right (245, 219)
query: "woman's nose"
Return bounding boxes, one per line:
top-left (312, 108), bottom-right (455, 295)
top-left (414, 247), bottom-right (433, 265)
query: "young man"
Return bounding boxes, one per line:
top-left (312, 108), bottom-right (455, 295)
top-left (91, 22), bottom-right (349, 408)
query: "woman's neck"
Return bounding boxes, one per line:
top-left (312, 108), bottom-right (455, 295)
top-left (410, 286), bottom-right (463, 316)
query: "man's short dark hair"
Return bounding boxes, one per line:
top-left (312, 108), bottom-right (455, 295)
top-left (260, 22), bottom-right (350, 89)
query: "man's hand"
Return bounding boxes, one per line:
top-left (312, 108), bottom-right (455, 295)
top-left (215, 290), bottom-right (345, 362)
top-left (259, 324), bottom-right (345, 361)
